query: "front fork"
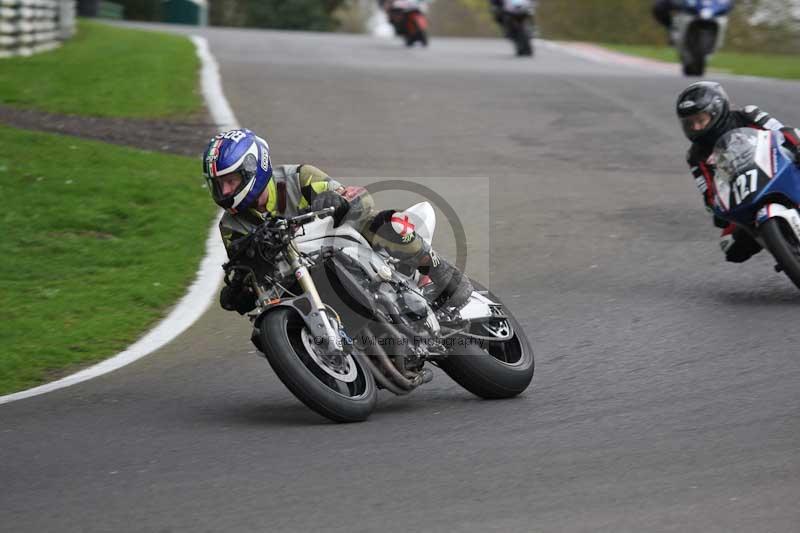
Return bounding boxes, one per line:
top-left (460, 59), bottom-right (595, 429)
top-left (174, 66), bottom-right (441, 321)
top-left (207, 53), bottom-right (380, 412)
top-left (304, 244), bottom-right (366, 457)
top-left (286, 245), bottom-right (344, 351)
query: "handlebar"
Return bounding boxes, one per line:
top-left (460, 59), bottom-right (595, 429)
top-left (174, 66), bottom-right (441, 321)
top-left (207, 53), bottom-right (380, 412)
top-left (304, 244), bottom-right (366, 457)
top-left (238, 206), bottom-right (337, 252)
top-left (223, 207), bottom-right (337, 266)
top-left (287, 206), bottom-right (336, 226)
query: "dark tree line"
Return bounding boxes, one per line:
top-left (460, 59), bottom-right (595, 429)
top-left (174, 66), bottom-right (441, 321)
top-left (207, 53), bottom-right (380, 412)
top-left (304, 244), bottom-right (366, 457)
top-left (87, 0), bottom-right (350, 31)
top-left (209, 0), bottom-right (349, 30)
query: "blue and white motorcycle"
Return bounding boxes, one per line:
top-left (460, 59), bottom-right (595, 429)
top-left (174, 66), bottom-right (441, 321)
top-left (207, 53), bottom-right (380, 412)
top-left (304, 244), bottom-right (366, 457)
top-left (711, 128), bottom-right (800, 289)
top-left (671, 0), bottom-right (733, 76)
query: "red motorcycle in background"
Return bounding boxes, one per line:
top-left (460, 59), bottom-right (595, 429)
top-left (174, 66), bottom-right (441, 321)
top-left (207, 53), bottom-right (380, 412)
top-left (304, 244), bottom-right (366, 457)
top-left (384, 0), bottom-right (429, 47)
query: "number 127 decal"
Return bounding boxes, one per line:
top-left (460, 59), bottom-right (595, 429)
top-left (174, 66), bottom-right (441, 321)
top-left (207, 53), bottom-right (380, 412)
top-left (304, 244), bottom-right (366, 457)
top-left (732, 169), bottom-right (760, 205)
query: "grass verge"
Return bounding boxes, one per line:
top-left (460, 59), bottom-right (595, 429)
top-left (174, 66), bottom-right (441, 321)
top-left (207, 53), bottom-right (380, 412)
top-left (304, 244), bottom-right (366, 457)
top-left (0, 19), bottom-right (202, 118)
top-left (603, 43), bottom-right (800, 80)
top-left (0, 125), bottom-right (216, 395)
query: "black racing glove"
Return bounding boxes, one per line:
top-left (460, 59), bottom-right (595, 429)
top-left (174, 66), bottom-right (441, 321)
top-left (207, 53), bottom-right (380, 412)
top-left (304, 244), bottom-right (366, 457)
top-left (712, 214), bottom-right (728, 229)
top-left (219, 279), bottom-right (256, 315)
top-left (310, 190), bottom-right (350, 226)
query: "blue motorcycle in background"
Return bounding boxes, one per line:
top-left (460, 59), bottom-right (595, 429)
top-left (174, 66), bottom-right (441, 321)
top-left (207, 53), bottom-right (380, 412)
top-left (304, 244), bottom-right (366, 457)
top-left (671, 0), bottom-right (733, 76)
top-left (711, 128), bottom-right (800, 289)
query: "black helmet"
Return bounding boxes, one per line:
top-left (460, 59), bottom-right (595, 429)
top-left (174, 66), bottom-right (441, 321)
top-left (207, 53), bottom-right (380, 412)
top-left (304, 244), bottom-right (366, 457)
top-left (676, 82), bottom-right (731, 144)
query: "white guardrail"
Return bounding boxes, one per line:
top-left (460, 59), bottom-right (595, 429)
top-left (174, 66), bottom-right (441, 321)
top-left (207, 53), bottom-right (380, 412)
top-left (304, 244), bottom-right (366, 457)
top-left (0, 0), bottom-right (75, 58)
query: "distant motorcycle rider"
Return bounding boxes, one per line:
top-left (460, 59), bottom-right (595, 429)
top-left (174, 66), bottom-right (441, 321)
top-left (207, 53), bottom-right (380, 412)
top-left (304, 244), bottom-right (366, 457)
top-left (202, 128), bottom-right (473, 314)
top-left (381, 0), bottom-right (425, 36)
top-left (652, 0), bottom-right (676, 30)
top-left (490, 0), bottom-right (536, 28)
top-left (489, 0), bottom-right (504, 26)
top-left (652, 0), bottom-right (684, 44)
top-left (676, 81), bottom-right (800, 262)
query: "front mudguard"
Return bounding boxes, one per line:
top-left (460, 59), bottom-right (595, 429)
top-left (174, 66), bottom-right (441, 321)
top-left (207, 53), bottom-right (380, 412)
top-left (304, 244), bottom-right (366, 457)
top-left (250, 295), bottom-right (334, 354)
top-left (674, 14), bottom-right (726, 60)
top-left (757, 203), bottom-right (800, 242)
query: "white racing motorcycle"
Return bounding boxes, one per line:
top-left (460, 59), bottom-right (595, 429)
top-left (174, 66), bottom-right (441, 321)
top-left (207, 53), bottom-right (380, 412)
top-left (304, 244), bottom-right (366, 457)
top-left (224, 202), bottom-right (534, 422)
top-left (670, 0), bottom-right (732, 76)
top-left (500, 0), bottom-right (535, 57)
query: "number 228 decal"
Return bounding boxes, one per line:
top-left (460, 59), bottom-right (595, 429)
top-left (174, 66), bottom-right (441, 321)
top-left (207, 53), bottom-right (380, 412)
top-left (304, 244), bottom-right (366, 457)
top-left (732, 169), bottom-right (759, 205)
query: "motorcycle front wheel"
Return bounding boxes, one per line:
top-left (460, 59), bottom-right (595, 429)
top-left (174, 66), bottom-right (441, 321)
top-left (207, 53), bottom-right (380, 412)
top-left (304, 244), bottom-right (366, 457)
top-left (515, 21), bottom-right (533, 56)
top-left (260, 308), bottom-right (377, 422)
top-left (683, 25), bottom-right (715, 76)
top-left (762, 217), bottom-right (800, 290)
top-left (437, 282), bottom-right (534, 399)
top-left (682, 53), bottom-right (705, 76)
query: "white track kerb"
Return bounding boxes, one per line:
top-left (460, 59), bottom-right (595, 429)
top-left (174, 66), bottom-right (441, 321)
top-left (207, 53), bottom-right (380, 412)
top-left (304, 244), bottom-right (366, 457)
top-left (0, 36), bottom-right (236, 405)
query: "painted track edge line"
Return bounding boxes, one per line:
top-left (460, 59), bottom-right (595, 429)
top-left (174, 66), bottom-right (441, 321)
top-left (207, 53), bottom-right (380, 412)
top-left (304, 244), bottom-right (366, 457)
top-left (539, 40), bottom-right (678, 75)
top-left (0, 35), bottom-right (238, 405)
top-left (540, 40), bottom-right (800, 84)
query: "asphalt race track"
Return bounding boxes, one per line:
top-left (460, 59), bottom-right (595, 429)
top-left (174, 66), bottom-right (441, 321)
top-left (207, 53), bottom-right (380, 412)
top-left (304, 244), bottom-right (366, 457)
top-left (2, 26), bottom-right (800, 532)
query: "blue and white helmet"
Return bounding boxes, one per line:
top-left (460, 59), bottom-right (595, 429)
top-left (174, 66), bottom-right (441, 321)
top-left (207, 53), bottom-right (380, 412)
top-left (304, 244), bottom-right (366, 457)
top-left (202, 128), bottom-right (272, 213)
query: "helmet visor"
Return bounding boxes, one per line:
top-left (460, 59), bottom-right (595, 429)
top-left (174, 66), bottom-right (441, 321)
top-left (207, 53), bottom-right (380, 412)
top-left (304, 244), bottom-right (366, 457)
top-left (205, 154), bottom-right (259, 210)
top-left (680, 111), bottom-right (713, 140)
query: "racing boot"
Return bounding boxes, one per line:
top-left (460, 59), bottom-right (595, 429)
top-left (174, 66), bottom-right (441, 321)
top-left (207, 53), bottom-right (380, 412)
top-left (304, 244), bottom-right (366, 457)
top-left (719, 223), bottom-right (762, 263)
top-left (417, 247), bottom-right (474, 310)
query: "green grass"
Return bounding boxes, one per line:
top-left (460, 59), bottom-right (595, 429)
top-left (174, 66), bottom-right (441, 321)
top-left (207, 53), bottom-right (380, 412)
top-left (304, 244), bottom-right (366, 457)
top-left (0, 125), bottom-right (216, 395)
top-left (0, 20), bottom-right (202, 118)
top-left (603, 43), bottom-right (800, 80)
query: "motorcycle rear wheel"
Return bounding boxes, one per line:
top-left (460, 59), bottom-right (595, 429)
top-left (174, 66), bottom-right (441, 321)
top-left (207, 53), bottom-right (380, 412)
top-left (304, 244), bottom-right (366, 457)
top-left (437, 282), bottom-right (534, 399)
top-left (515, 23), bottom-right (533, 56)
top-left (405, 29), bottom-right (427, 47)
top-left (516, 34), bottom-right (532, 57)
top-left (260, 308), bottom-right (377, 422)
top-left (404, 12), bottom-right (427, 47)
top-left (762, 217), bottom-right (800, 290)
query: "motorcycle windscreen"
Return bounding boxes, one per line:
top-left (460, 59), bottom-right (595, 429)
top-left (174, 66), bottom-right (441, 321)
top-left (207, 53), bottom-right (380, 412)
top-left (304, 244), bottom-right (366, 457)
top-left (712, 128), bottom-right (775, 212)
top-left (503, 0), bottom-right (534, 12)
top-left (683, 0), bottom-right (732, 16)
top-left (706, 0), bottom-right (733, 16)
